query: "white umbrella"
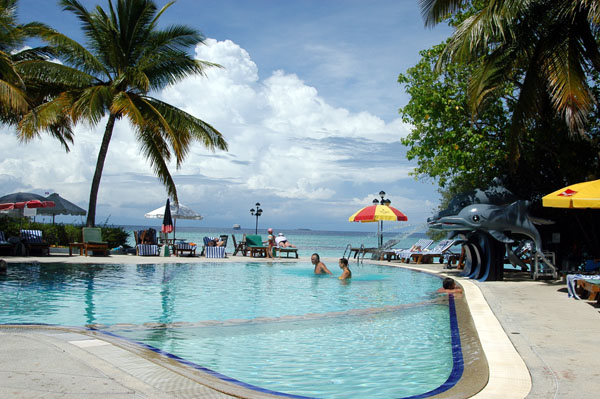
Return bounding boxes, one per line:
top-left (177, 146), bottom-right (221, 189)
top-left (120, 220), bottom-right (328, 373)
top-left (144, 202), bottom-right (203, 243)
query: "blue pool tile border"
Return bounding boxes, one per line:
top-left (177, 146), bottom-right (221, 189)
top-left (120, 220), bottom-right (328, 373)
top-left (97, 329), bottom-right (318, 399)
top-left (398, 294), bottom-right (464, 399)
top-left (95, 293), bottom-right (464, 399)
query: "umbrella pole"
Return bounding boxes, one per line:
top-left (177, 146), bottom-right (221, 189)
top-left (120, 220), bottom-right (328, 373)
top-left (173, 218), bottom-right (177, 244)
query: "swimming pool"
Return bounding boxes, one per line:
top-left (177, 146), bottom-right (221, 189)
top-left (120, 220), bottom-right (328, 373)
top-left (0, 261), bottom-right (472, 398)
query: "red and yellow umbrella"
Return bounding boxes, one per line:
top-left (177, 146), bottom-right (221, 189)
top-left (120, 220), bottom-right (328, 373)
top-left (542, 179), bottom-right (600, 209)
top-left (349, 204), bottom-right (407, 248)
top-left (349, 204), bottom-right (408, 222)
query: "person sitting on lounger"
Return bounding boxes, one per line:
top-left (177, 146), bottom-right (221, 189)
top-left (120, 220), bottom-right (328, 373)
top-left (275, 233), bottom-right (296, 248)
top-left (312, 253), bottom-right (332, 275)
top-left (205, 237), bottom-right (225, 247)
top-left (338, 257), bottom-right (352, 280)
top-left (437, 277), bottom-right (463, 294)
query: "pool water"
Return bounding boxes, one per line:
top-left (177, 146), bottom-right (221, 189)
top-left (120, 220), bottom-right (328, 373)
top-left (0, 262), bottom-right (458, 398)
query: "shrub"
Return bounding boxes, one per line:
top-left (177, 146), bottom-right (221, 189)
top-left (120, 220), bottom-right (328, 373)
top-left (0, 216), bottom-right (130, 248)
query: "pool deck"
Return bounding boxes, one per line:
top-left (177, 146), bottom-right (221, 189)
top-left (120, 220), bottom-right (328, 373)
top-left (1, 253), bottom-right (599, 398)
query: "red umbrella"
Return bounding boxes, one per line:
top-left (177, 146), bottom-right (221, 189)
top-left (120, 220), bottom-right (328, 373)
top-left (162, 199), bottom-right (174, 233)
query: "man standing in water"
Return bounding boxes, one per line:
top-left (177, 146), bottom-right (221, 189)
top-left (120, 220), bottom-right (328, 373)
top-left (311, 253), bottom-right (332, 275)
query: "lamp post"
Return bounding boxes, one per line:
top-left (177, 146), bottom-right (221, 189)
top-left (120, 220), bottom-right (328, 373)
top-left (372, 190), bottom-right (391, 248)
top-left (250, 202), bottom-right (263, 234)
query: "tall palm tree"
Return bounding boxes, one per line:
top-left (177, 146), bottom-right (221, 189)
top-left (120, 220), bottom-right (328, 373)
top-left (17, 0), bottom-right (227, 226)
top-left (419, 0), bottom-right (600, 140)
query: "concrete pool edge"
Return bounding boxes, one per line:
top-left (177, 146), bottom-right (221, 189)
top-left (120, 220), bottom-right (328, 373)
top-left (384, 262), bottom-right (532, 399)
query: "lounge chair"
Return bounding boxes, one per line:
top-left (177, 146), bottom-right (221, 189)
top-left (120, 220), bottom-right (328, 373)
top-left (232, 234), bottom-right (246, 256)
top-left (134, 230), bottom-right (159, 256)
top-left (202, 236), bottom-right (226, 259)
top-left (20, 229), bottom-right (50, 256)
top-left (81, 227), bottom-right (109, 256)
top-left (175, 242), bottom-right (197, 256)
top-left (199, 237), bottom-right (222, 257)
top-left (0, 231), bottom-right (15, 255)
top-left (274, 244), bottom-right (299, 258)
top-left (392, 239), bottom-right (434, 263)
top-left (577, 279), bottom-right (600, 302)
top-left (346, 239), bottom-right (402, 261)
top-left (245, 234), bottom-right (267, 257)
top-left (406, 239), bottom-right (456, 264)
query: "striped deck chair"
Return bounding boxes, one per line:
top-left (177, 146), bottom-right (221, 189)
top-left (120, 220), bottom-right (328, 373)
top-left (20, 229), bottom-right (50, 256)
top-left (393, 239), bottom-right (434, 263)
top-left (176, 242), bottom-right (197, 257)
top-left (134, 230), bottom-right (159, 256)
top-left (205, 246), bottom-right (226, 258)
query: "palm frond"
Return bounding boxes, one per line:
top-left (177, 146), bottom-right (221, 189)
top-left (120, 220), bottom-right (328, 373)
top-left (419, 0), bottom-right (467, 27)
top-left (17, 94), bottom-right (72, 144)
top-left (16, 59), bottom-right (97, 89)
top-left (135, 123), bottom-right (178, 202)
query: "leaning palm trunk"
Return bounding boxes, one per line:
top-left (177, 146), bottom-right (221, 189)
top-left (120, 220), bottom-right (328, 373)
top-left (86, 112), bottom-right (117, 226)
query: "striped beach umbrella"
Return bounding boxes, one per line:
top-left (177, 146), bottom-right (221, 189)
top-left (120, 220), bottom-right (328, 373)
top-left (349, 204), bottom-right (408, 222)
top-left (349, 204), bottom-right (407, 248)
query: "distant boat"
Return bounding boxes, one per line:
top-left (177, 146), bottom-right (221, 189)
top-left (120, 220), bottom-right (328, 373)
top-left (297, 228), bottom-right (312, 231)
top-left (233, 224), bottom-right (241, 230)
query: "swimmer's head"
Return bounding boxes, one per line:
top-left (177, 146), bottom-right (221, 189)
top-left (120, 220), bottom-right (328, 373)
top-left (311, 253), bottom-right (320, 264)
top-left (442, 277), bottom-right (455, 290)
top-left (339, 258), bottom-right (348, 268)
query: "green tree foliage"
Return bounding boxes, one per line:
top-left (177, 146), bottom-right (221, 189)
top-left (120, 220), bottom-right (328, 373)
top-left (398, 42), bottom-right (511, 194)
top-left (16, 0), bottom-right (228, 226)
top-left (401, 1), bottom-right (600, 207)
top-left (0, 215), bottom-right (129, 248)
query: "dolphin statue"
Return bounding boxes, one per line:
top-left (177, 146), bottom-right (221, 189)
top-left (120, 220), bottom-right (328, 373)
top-left (428, 177), bottom-right (518, 229)
top-left (434, 201), bottom-right (544, 251)
top-left (432, 200), bottom-right (556, 281)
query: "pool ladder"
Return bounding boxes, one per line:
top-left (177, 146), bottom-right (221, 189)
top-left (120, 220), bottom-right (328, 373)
top-left (343, 243), bottom-right (365, 263)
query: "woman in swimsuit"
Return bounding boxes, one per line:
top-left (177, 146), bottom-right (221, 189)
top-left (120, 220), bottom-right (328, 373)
top-left (338, 257), bottom-right (352, 280)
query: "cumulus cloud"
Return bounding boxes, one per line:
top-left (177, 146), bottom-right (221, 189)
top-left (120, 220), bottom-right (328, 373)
top-left (0, 38), bottom-right (436, 228)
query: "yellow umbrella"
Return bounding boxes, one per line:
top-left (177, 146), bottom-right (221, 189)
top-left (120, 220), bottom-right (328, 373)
top-left (542, 179), bottom-right (600, 208)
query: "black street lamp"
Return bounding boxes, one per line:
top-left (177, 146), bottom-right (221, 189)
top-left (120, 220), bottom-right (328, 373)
top-left (250, 202), bottom-right (263, 234)
top-left (372, 190), bottom-right (391, 248)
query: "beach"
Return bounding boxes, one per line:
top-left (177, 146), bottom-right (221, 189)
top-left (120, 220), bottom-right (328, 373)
top-left (1, 252), bottom-right (599, 398)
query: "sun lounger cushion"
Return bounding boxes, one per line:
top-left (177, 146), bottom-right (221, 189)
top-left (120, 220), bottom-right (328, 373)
top-left (206, 246), bottom-right (226, 258)
top-left (137, 244), bottom-right (159, 256)
top-left (176, 243), bottom-right (196, 256)
top-left (21, 229), bottom-right (44, 243)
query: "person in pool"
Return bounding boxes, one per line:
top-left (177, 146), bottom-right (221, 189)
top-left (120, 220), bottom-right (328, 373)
top-left (437, 277), bottom-right (463, 294)
top-left (338, 257), bottom-right (351, 280)
top-left (312, 253), bottom-right (332, 275)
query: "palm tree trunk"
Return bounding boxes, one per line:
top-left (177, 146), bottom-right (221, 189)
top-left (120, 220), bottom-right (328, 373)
top-left (86, 113), bottom-right (117, 227)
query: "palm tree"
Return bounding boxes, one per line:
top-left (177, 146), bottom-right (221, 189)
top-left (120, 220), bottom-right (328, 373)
top-left (0, 0), bottom-right (70, 139)
top-left (420, 0), bottom-right (600, 141)
top-left (17, 0), bottom-right (227, 226)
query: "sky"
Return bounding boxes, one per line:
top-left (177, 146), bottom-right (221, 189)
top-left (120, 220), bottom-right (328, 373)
top-left (0, 0), bottom-right (453, 232)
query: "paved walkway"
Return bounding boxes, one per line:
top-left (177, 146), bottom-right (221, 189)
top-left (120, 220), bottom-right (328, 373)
top-left (1, 254), bottom-right (599, 398)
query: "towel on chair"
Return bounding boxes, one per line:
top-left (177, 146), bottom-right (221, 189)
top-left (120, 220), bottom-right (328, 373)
top-left (206, 246), bottom-right (226, 258)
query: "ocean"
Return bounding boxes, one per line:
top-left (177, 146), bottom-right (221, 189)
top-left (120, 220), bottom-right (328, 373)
top-left (124, 224), bottom-right (429, 259)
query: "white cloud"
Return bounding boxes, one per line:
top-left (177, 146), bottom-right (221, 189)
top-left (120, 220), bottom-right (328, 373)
top-left (0, 38), bottom-right (437, 227)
